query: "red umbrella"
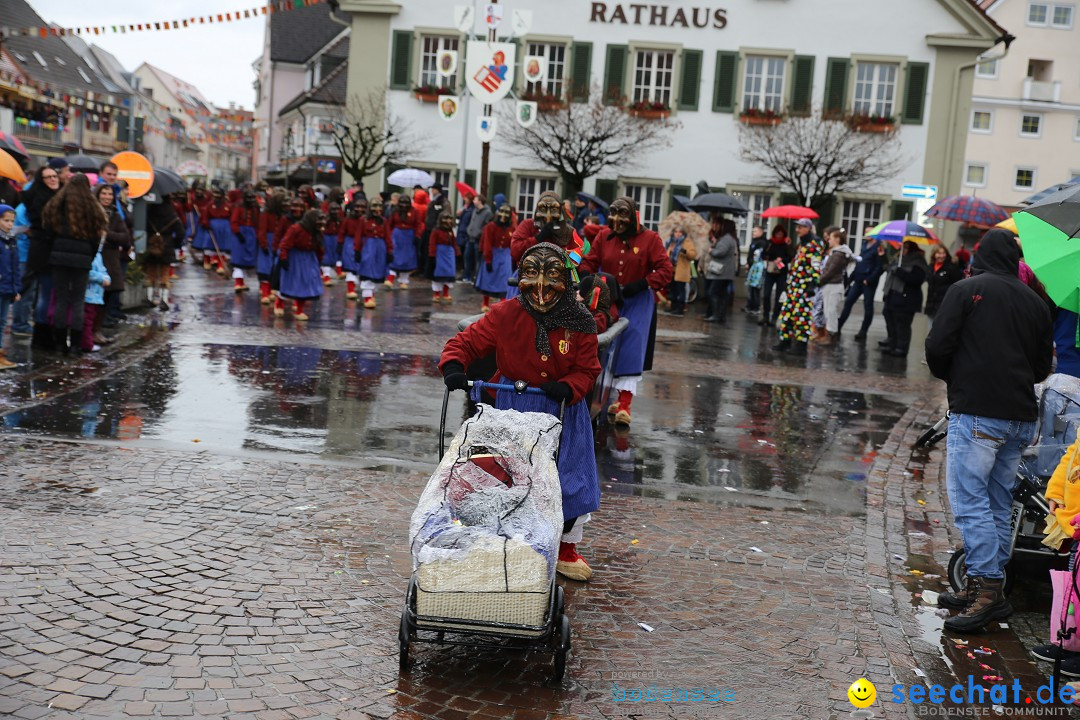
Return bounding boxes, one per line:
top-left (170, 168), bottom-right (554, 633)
top-left (455, 181), bottom-right (477, 200)
top-left (761, 205), bottom-right (819, 220)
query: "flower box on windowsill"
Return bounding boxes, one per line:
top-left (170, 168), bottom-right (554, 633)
top-left (739, 114), bottom-right (783, 127)
top-left (629, 108), bottom-right (670, 120)
top-left (848, 116), bottom-right (896, 134)
top-left (414, 92), bottom-right (441, 103)
top-left (536, 98), bottom-right (566, 113)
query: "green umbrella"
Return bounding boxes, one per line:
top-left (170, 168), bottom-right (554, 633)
top-left (1015, 210), bottom-right (1080, 312)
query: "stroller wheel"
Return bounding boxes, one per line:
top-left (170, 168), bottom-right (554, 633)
top-left (947, 549), bottom-right (1013, 596)
top-left (551, 614), bottom-right (571, 684)
top-left (398, 609), bottom-right (411, 671)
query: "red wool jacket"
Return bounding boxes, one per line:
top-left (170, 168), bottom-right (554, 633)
top-left (257, 212), bottom-right (281, 249)
top-left (428, 228), bottom-right (460, 256)
top-left (439, 300), bottom-right (601, 404)
top-left (201, 200), bottom-right (231, 227)
top-left (579, 226), bottom-right (674, 290)
top-left (275, 214), bottom-right (302, 245)
top-left (388, 209), bottom-right (424, 234)
top-left (338, 217), bottom-right (360, 248)
top-left (230, 205), bottom-right (259, 233)
top-left (481, 222), bottom-right (513, 264)
top-left (278, 224), bottom-right (322, 260)
top-left (509, 219), bottom-right (539, 266)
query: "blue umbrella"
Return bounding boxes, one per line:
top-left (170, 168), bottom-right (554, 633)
top-left (577, 192), bottom-right (609, 210)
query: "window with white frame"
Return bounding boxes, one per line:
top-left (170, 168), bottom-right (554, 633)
top-left (524, 42), bottom-right (568, 98)
top-left (975, 57), bottom-right (999, 78)
top-left (1015, 167), bottom-right (1036, 190)
top-left (631, 50), bottom-right (675, 107)
top-left (840, 200), bottom-right (883, 241)
top-left (1021, 113), bottom-right (1043, 137)
top-left (742, 55), bottom-right (786, 114)
top-left (965, 163), bottom-right (987, 187)
top-left (419, 35), bottom-right (459, 89)
top-left (1029, 2), bottom-right (1050, 23)
top-left (418, 168), bottom-right (451, 191)
top-left (971, 110), bottom-right (993, 133)
top-left (852, 62), bottom-right (899, 118)
top-left (731, 191), bottom-right (773, 249)
top-left (1053, 4), bottom-right (1074, 26)
top-left (625, 183), bottom-right (665, 229)
top-left (516, 176), bottom-right (558, 218)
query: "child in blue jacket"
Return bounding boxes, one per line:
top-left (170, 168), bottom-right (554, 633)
top-left (80, 245), bottom-right (111, 353)
top-left (0, 204), bottom-right (20, 369)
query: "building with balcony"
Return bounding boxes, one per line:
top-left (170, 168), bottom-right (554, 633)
top-left (963, 0), bottom-right (1080, 207)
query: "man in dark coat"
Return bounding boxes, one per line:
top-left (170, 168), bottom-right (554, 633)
top-left (925, 228), bottom-right (1053, 633)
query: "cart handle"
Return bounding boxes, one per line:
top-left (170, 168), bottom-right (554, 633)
top-left (439, 381), bottom-right (565, 459)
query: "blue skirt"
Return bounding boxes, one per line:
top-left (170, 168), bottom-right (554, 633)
top-left (280, 249), bottom-right (324, 300)
top-left (358, 236), bottom-right (387, 281)
top-left (613, 288), bottom-right (655, 376)
top-left (505, 269), bottom-right (520, 300)
top-left (192, 225), bottom-right (212, 251)
top-left (232, 226), bottom-right (258, 269)
top-left (475, 246), bottom-right (511, 295)
top-left (322, 234), bottom-right (339, 267)
top-left (209, 218), bottom-right (233, 255)
top-left (493, 380), bottom-right (600, 521)
top-left (256, 232), bottom-right (275, 278)
top-left (432, 244), bottom-right (456, 282)
top-left (389, 227), bottom-right (417, 272)
top-left (340, 236), bottom-right (359, 274)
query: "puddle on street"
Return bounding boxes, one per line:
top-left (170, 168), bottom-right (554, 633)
top-left (2, 342), bottom-right (908, 516)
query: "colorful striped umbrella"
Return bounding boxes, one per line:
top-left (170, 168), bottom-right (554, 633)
top-left (865, 220), bottom-right (939, 246)
top-left (924, 195), bottom-right (1010, 227)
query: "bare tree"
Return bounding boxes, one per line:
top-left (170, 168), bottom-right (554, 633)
top-left (500, 86), bottom-right (679, 196)
top-left (738, 111), bottom-right (908, 211)
top-left (327, 91), bottom-right (429, 184)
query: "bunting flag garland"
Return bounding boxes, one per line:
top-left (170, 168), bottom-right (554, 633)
top-left (0, 0), bottom-right (325, 39)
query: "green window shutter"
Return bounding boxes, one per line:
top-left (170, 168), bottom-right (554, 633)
top-left (383, 162), bottom-right (404, 191)
top-left (789, 55), bottom-right (815, 116)
top-left (603, 45), bottom-right (628, 106)
top-left (823, 57), bottom-right (850, 118)
top-left (389, 31), bottom-right (413, 90)
top-left (901, 61), bottom-right (930, 125)
top-left (677, 49), bottom-right (703, 111)
top-left (712, 51), bottom-right (738, 113)
top-left (594, 179), bottom-right (618, 204)
top-left (815, 196), bottom-right (836, 227)
top-left (464, 169), bottom-right (476, 188)
top-left (669, 184), bottom-right (691, 213)
top-left (891, 200), bottom-right (914, 221)
top-left (570, 42), bottom-right (593, 103)
top-left (489, 172), bottom-right (511, 201)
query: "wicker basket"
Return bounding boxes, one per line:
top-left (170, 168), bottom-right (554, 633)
top-left (415, 587), bottom-right (550, 636)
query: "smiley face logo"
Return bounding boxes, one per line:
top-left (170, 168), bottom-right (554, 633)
top-left (847, 678), bottom-right (876, 708)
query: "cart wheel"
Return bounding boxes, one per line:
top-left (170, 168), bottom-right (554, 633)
top-left (398, 608), bottom-right (411, 671)
top-left (556, 586), bottom-right (565, 617)
top-left (946, 549), bottom-right (1012, 595)
top-left (551, 614), bottom-right (571, 684)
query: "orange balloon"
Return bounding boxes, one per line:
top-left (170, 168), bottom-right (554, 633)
top-left (110, 151), bottom-right (154, 198)
top-left (0, 148), bottom-right (26, 185)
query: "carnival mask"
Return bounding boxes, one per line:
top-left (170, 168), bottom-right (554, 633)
top-left (609, 198), bottom-right (635, 237)
top-left (397, 196), bottom-right (412, 215)
top-left (496, 204), bottom-right (512, 224)
top-left (289, 198), bottom-right (305, 218)
top-left (438, 213), bottom-right (455, 232)
top-left (519, 245), bottom-right (568, 314)
top-left (534, 195), bottom-right (562, 231)
top-left (328, 202), bottom-right (342, 220)
top-left (243, 190), bottom-right (257, 206)
top-left (366, 198), bottom-right (381, 217)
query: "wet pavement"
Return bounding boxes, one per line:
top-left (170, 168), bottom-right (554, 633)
top-left (0, 260), bottom-right (1069, 719)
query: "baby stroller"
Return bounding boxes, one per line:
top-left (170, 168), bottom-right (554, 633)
top-left (942, 374), bottom-right (1080, 593)
top-left (399, 381), bottom-right (571, 683)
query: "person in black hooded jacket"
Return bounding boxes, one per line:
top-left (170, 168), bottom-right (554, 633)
top-left (924, 228), bottom-right (1052, 634)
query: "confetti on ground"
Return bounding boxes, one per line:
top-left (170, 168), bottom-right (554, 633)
top-left (983, 675), bottom-right (1003, 682)
top-left (630, 539), bottom-right (639, 545)
top-left (914, 669), bottom-right (927, 678)
top-left (916, 499), bottom-right (927, 506)
top-left (638, 623), bottom-right (654, 632)
top-left (909, 569), bottom-right (925, 576)
top-left (749, 547), bottom-right (763, 553)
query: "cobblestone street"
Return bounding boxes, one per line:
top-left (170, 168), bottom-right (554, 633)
top-left (0, 267), bottom-right (1062, 719)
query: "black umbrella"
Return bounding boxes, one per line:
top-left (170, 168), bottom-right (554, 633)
top-left (1021, 184), bottom-right (1080, 238)
top-left (65, 154), bottom-right (103, 173)
top-left (150, 167), bottom-right (186, 197)
top-left (1022, 176), bottom-right (1080, 206)
top-left (685, 192), bottom-right (748, 215)
top-left (576, 191), bottom-right (609, 210)
top-left (672, 194), bottom-right (692, 211)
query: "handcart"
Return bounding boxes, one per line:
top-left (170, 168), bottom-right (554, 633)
top-left (400, 381), bottom-right (572, 684)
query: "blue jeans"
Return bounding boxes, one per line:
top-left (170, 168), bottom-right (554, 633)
top-left (463, 239), bottom-right (479, 282)
top-left (945, 413), bottom-right (1037, 579)
top-left (838, 276), bottom-right (880, 336)
top-left (0, 293), bottom-right (12, 337)
top-left (11, 262), bottom-right (33, 333)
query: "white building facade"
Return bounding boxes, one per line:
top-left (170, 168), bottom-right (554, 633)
top-left (334, 0), bottom-right (1004, 244)
top-left (963, 0), bottom-right (1080, 207)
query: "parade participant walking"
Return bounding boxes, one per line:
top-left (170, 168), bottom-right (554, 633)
top-left (925, 229), bottom-right (1053, 632)
top-left (772, 220), bottom-right (823, 356)
top-left (320, 202), bottom-right (343, 286)
top-left (879, 241), bottom-right (928, 357)
top-left (440, 242), bottom-right (602, 581)
top-left (510, 192), bottom-right (573, 265)
top-left (386, 194), bottom-right (423, 289)
top-left (338, 201), bottom-right (363, 301)
top-left (838, 234), bottom-right (885, 341)
top-left (271, 197), bottom-right (306, 314)
top-left (759, 226), bottom-right (793, 327)
top-left (579, 196), bottom-right (673, 425)
top-left (256, 190), bottom-right (285, 304)
top-left (189, 181), bottom-right (213, 267)
top-left (428, 212), bottom-right (459, 304)
top-left (475, 203), bottom-right (514, 312)
top-left (144, 196), bottom-right (183, 311)
top-left (43, 174), bottom-right (106, 353)
top-left (229, 188), bottom-right (260, 293)
top-left (277, 210), bottom-right (325, 321)
top-left (354, 196), bottom-right (391, 309)
top-left (203, 187), bottom-right (232, 275)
